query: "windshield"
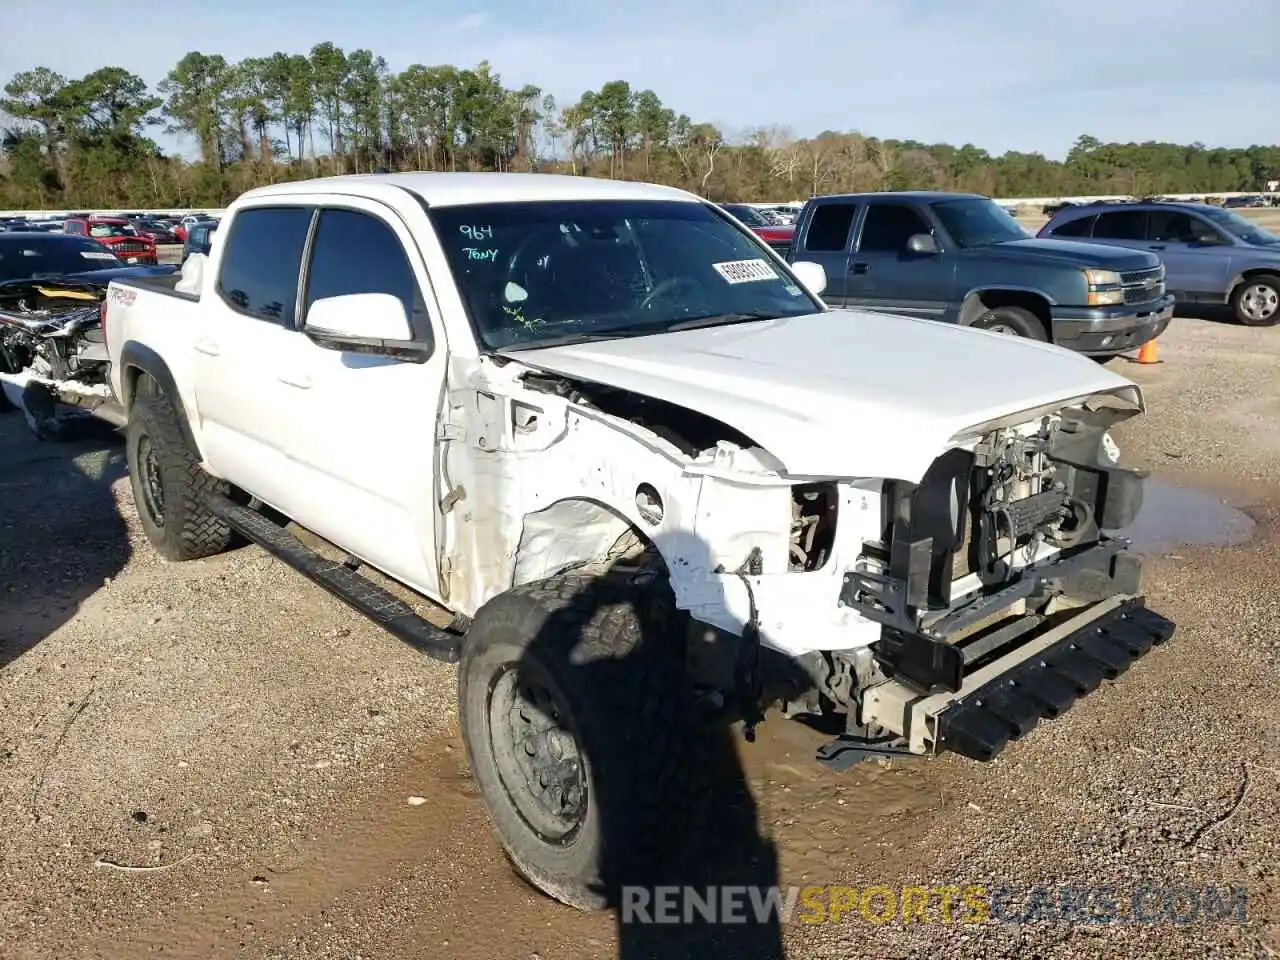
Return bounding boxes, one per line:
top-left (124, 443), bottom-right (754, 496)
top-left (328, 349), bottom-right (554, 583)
top-left (931, 198), bottom-right (1031, 248)
top-left (0, 236), bottom-right (124, 281)
top-left (88, 222), bottom-right (136, 238)
top-left (1199, 206), bottom-right (1279, 245)
top-left (429, 199), bottom-right (822, 351)
top-left (722, 204), bottom-right (769, 227)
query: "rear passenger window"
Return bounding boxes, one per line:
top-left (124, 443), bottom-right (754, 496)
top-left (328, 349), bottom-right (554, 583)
top-left (859, 204), bottom-right (932, 253)
top-left (1050, 215), bottom-right (1095, 237)
top-left (1092, 210), bottom-right (1147, 240)
top-left (216, 206), bottom-right (314, 323)
top-left (804, 204), bottom-right (857, 252)
top-left (1148, 211), bottom-right (1201, 243)
top-left (303, 208), bottom-right (422, 328)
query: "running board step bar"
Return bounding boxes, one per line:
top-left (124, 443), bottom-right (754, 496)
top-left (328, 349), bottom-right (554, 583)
top-left (205, 493), bottom-right (462, 663)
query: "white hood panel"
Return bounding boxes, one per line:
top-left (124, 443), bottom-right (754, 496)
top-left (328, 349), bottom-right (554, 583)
top-left (509, 309), bottom-right (1142, 482)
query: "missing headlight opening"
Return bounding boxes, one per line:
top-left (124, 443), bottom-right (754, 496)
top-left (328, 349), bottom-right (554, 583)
top-left (789, 482), bottom-right (838, 570)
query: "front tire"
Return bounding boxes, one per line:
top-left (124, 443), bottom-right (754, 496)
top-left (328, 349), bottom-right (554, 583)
top-left (970, 305), bottom-right (1048, 340)
top-left (126, 387), bottom-right (232, 561)
top-left (1231, 275), bottom-right (1280, 327)
top-left (458, 574), bottom-right (701, 910)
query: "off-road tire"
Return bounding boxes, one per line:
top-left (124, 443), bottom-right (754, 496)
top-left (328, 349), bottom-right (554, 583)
top-left (458, 573), bottom-right (704, 910)
top-left (1231, 274), bottom-right (1280, 327)
top-left (971, 305), bottom-right (1048, 341)
top-left (126, 387), bottom-right (232, 561)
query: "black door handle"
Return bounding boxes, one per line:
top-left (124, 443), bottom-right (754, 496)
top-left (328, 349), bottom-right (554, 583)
top-left (850, 262), bottom-right (869, 274)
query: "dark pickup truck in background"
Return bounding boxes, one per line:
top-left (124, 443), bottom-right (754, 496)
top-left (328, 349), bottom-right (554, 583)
top-left (786, 191), bottom-right (1175, 357)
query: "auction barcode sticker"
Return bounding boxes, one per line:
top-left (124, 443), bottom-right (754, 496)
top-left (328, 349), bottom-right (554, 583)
top-left (712, 259), bottom-right (777, 284)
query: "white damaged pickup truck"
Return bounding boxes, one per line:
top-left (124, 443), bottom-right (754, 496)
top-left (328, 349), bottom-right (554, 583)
top-left (104, 173), bottom-right (1175, 908)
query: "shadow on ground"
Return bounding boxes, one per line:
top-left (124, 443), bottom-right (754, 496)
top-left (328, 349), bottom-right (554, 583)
top-left (0, 411), bottom-right (131, 668)
top-left (1172, 303), bottom-right (1249, 326)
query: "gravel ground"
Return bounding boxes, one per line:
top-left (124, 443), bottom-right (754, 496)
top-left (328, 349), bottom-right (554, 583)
top-left (1, 309), bottom-right (1278, 959)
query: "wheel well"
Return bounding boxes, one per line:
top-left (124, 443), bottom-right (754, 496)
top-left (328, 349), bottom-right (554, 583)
top-left (1230, 269), bottom-right (1280, 298)
top-left (123, 364), bottom-right (155, 409)
top-left (512, 497), bottom-right (659, 587)
top-left (960, 289), bottom-right (1052, 337)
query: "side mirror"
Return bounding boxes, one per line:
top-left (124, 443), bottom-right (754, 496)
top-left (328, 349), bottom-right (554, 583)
top-left (907, 233), bottom-right (940, 255)
top-left (789, 260), bottom-right (827, 297)
top-left (303, 292), bottom-right (431, 362)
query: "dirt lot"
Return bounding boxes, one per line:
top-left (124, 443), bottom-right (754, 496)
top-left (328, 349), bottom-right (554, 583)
top-left (2, 310), bottom-right (1280, 959)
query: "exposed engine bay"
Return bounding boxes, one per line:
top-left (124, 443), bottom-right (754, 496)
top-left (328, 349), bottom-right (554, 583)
top-left (0, 279), bottom-right (120, 438)
top-left (815, 407), bottom-right (1147, 728)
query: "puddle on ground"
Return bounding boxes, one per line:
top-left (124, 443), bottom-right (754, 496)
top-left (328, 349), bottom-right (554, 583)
top-left (1112, 478), bottom-right (1256, 554)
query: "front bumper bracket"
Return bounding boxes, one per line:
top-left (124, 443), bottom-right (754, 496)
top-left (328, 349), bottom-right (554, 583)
top-left (935, 597), bottom-right (1174, 760)
top-left (861, 594), bottom-right (1175, 761)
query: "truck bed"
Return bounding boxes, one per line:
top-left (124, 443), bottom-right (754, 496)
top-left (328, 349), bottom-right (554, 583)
top-left (104, 272), bottom-right (204, 435)
top-left (120, 270), bottom-right (199, 302)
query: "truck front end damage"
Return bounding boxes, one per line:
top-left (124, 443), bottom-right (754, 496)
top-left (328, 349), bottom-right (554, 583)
top-left (452, 348), bottom-right (1173, 766)
top-left (806, 396), bottom-right (1176, 763)
top-left (0, 280), bottom-right (122, 436)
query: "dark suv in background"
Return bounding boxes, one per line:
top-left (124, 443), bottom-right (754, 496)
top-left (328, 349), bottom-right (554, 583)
top-left (1039, 201), bottom-right (1280, 326)
top-left (786, 191), bottom-right (1174, 358)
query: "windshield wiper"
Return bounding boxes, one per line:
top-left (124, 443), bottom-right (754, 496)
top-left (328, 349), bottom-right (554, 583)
top-left (663, 311), bottom-right (783, 332)
top-left (498, 328), bottom-right (664, 351)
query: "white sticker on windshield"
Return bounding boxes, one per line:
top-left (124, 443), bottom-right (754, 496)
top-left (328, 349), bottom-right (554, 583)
top-left (79, 251), bottom-right (116, 260)
top-left (712, 258), bottom-right (777, 284)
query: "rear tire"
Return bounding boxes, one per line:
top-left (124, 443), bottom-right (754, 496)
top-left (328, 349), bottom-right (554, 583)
top-left (126, 386), bottom-right (232, 561)
top-left (970, 305), bottom-right (1048, 341)
top-left (1231, 275), bottom-right (1280, 327)
top-left (458, 574), bottom-right (703, 910)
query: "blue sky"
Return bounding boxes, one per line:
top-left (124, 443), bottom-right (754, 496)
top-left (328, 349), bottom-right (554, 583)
top-left (1, 0), bottom-right (1276, 160)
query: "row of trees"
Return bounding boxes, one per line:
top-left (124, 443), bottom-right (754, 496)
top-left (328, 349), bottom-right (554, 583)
top-left (2, 45), bottom-right (1277, 210)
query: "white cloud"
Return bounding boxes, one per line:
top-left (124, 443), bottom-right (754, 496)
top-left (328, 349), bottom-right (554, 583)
top-left (0, 0), bottom-right (1275, 159)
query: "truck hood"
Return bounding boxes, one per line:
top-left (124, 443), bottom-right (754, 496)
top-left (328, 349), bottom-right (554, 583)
top-left (980, 238), bottom-right (1159, 271)
top-left (507, 309), bottom-right (1142, 482)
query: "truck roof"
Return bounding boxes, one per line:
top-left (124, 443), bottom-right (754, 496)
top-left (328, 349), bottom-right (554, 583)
top-left (237, 172), bottom-right (700, 209)
top-left (810, 191), bottom-right (987, 203)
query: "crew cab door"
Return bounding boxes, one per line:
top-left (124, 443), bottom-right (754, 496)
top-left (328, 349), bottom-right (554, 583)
top-left (192, 204), bottom-right (315, 511)
top-left (271, 201), bottom-right (447, 599)
top-left (792, 202), bottom-right (859, 305)
top-left (1145, 210), bottom-right (1236, 301)
top-left (845, 201), bottom-right (956, 317)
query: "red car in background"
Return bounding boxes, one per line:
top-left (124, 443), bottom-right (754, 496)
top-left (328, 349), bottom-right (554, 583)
top-left (63, 217), bottom-right (158, 265)
top-left (721, 203), bottom-right (796, 256)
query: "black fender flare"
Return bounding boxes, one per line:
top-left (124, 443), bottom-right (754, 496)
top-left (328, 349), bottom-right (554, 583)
top-left (118, 340), bottom-right (200, 454)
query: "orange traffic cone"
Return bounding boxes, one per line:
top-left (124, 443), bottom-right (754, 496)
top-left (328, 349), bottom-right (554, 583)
top-left (1135, 339), bottom-right (1159, 364)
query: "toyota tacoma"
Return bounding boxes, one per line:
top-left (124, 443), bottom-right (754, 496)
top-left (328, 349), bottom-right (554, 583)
top-left (103, 173), bottom-right (1175, 909)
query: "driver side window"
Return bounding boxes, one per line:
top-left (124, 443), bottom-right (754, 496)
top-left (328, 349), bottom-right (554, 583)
top-left (858, 204), bottom-right (931, 253)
